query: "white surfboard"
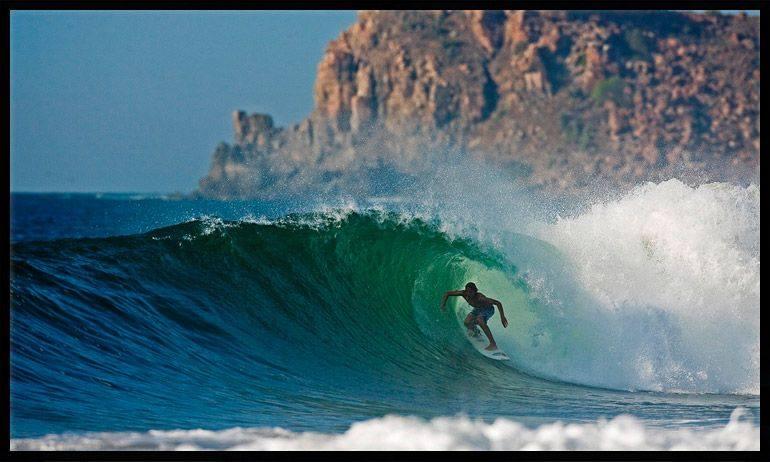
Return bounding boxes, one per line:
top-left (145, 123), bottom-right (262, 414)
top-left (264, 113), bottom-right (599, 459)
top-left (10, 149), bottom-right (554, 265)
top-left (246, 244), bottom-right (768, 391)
top-left (465, 328), bottom-right (510, 361)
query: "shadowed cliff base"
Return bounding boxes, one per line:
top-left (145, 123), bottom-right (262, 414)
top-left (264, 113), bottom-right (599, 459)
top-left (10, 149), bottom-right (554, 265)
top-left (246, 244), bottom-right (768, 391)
top-left (195, 10), bottom-right (759, 200)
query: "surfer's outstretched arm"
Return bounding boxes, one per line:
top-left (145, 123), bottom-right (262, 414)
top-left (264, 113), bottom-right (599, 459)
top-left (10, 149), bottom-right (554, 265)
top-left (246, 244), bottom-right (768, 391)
top-left (440, 290), bottom-right (463, 311)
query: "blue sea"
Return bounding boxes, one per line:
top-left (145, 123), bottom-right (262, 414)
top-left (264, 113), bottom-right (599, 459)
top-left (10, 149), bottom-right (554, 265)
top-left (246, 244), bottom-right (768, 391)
top-left (9, 177), bottom-right (760, 450)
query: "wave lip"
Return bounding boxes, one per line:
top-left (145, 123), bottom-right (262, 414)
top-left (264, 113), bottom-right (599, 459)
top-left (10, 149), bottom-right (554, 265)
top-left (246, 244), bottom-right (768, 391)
top-left (10, 409), bottom-right (758, 451)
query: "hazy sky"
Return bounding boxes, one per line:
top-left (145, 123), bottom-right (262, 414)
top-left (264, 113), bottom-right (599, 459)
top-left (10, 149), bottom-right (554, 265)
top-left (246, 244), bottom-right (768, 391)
top-left (11, 10), bottom-right (356, 193)
top-left (10, 10), bottom-right (757, 193)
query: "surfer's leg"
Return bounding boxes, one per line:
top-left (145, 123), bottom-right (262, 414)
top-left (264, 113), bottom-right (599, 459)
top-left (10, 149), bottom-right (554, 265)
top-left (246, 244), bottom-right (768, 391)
top-left (464, 312), bottom-right (475, 329)
top-left (464, 312), bottom-right (480, 336)
top-left (477, 317), bottom-right (497, 350)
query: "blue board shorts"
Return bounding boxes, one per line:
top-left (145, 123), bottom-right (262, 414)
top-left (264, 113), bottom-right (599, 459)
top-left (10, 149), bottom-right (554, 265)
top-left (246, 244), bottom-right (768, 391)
top-left (470, 305), bottom-right (495, 323)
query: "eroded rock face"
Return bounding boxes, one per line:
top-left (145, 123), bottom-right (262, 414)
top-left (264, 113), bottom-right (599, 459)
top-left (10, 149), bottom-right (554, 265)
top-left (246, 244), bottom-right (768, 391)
top-left (197, 10), bottom-right (760, 199)
top-left (233, 111), bottom-right (275, 148)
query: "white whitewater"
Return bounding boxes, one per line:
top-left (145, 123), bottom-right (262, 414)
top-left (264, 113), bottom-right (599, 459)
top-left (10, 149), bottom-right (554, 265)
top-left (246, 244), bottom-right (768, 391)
top-left (11, 408), bottom-right (758, 451)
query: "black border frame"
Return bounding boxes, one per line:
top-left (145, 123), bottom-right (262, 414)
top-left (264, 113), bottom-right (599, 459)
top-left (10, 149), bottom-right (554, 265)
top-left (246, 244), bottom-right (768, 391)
top-left (3, 0), bottom-right (765, 459)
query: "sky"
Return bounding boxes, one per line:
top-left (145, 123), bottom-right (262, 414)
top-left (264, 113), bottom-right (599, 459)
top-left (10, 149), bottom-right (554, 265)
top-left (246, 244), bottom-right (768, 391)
top-left (10, 10), bottom-right (758, 193)
top-left (10, 10), bottom-right (356, 193)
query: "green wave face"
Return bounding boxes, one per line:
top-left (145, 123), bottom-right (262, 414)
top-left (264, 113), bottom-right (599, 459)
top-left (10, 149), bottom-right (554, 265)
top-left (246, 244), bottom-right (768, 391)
top-left (12, 210), bottom-right (552, 398)
top-left (140, 211), bottom-right (560, 383)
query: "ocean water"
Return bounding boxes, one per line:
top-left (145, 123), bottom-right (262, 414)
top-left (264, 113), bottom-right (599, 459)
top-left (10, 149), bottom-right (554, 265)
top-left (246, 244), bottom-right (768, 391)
top-left (9, 177), bottom-right (760, 450)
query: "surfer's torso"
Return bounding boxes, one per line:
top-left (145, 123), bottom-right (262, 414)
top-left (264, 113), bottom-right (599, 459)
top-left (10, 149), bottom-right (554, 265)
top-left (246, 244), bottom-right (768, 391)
top-left (462, 291), bottom-right (493, 309)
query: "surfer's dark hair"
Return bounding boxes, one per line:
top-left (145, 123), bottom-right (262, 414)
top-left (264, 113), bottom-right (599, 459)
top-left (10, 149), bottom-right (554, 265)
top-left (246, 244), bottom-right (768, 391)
top-left (465, 282), bottom-right (477, 291)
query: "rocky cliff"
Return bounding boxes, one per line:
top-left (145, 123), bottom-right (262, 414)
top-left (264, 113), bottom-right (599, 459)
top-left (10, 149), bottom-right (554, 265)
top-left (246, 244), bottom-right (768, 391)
top-left (197, 10), bottom-right (760, 199)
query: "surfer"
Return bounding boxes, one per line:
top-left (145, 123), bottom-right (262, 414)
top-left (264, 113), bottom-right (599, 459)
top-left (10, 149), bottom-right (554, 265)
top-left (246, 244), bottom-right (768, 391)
top-left (440, 282), bottom-right (508, 351)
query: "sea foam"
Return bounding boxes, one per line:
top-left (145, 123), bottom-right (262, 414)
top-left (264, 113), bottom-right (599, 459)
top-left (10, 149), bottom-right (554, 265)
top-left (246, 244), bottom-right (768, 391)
top-left (10, 409), bottom-right (758, 451)
top-left (534, 180), bottom-right (760, 394)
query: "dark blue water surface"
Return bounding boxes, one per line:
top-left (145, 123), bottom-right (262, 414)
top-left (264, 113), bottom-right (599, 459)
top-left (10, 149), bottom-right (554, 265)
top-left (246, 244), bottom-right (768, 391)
top-left (10, 193), bottom-right (303, 242)
top-left (9, 193), bottom-right (760, 439)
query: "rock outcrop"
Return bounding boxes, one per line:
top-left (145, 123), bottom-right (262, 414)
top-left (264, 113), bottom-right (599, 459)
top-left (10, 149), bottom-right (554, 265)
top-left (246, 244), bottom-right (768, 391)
top-left (197, 10), bottom-right (760, 199)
